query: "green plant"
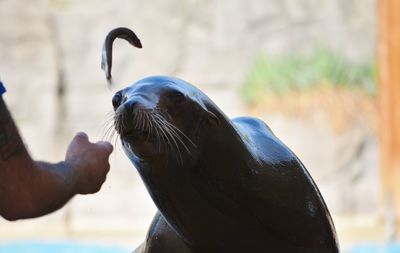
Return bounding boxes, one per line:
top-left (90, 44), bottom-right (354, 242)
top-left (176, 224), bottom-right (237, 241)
top-left (241, 47), bottom-right (376, 104)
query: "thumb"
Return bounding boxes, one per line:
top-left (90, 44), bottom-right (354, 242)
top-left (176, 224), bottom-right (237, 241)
top-left (73, 132), bottom-right (89, 144)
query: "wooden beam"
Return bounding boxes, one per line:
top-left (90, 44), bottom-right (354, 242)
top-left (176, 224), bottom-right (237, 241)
top-left (378, 0), bottom-right (400, 229)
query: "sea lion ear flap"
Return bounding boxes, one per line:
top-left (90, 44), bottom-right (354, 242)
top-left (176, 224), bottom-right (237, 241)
top-left (205, 111), bottom-right (220, 126)
top-left (198, 100), bottom-right (220, 126)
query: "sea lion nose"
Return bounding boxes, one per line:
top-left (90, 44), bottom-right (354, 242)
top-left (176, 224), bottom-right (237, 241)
top-left (119, 99), bottom-right (142, 123)
top-left (124, 100), bottom-right (138, 114)
top-left (115, 99), bottom-right (139, 134)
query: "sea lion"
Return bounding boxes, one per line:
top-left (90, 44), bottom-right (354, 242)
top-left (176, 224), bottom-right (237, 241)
top-left (112, 76), bottom-right (339, 253)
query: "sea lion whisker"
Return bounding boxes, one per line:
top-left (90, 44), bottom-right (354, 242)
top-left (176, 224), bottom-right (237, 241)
top-left (164, 120), bottom-right (196, 150)
top-left (152, 116), bottom-right (162, 152)
top-left (108, 120), bottom-right (118, 141)
top-left (136, 109), bottom-right (142, 130)
top-left (138, 110), bottom-right (143, 130)
top-left (154, 115), bottom-right (183, 166)
top-left (103, 124), bottom-right (116, 141)
top-left (103, 119), bottom-right (120, 152)
top-left (106, 126), bottom-right (120, 154)
top-left (163, 122), bottom-right (192, 156)
top-left (103, 118), bottom-right (114, 129)
top-left (102, 116), bottom-right (115, 129)
top-left (154, 118), bottom-right (173, 164)
top-left (141, 110), bottom-right (147, 131)
top-left (162, 121), bottom-right (190, 148)
top-left (122, 115), bottom-right (129, 134)
top-left (152, 114), bottom-right (172, 152)
top-left (146, 113), bottom-right (158, 149)
top-left (103, 111), bottom-right (115, 123)
top-left (104, 114), bottom-right (120, 141)
top-left (105, 111), bottom-right (115, 121)
top-left (136, 109), bottom-right (145, 131)
top-left (149, 113), bottom-right (156, 140)
top-left (166, 120), bottom-right (196, 148)
top-left (161, 122), bottom-right (184, 166)
top-left (151, 116), bottom-right (164, 151)
top-left (127, 109), bottom-right (134, 132)
top-left (155, 115), bottom-right (186, 166)
top-left (150, 113), bottom-right (187, 163)
top-left (152, 115), bottom-right (163, 152)
top-left (112, 119), bottom-right (120, 137)
top-left (107, 115), bottom-right (117, 128)
top-left (101, 121), bottom-right (112, 138)
top-left (146, 113), bottom-right (156, 142)
top-left (154, 117), bottom-right (172, 146)
top-left (102, 113), bottom-right (117, 139)
top-left (114, 132), bottom-right (122, 153)
top-left (114, 108), bottom-right (125, 134)
top-left (144, 113), bottom-right (151, 142)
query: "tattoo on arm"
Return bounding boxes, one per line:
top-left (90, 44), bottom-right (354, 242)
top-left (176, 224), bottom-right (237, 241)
top-left (0, 98), bottom-right (22, 160)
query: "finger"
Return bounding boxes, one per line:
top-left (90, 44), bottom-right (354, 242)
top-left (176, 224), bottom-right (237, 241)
top-left (95, 141), bottom-right (114, 154)
top-left (73, 132), bottom-right (89, 144)
top-left (104, 161), bottom-right (111, 173)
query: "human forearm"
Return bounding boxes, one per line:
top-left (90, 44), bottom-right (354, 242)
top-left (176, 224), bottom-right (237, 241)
top-left (0, 161), bottom-right (79, 221)
top-left (0, 94), bottom-right (80, 220)
top-left (0, 95), bottom-right (37, 219)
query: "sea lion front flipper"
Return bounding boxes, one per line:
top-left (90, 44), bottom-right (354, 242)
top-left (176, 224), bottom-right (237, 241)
top-left (137, 212), bottom-right (193, 253)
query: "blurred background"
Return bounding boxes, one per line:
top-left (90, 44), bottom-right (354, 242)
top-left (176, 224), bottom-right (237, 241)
top-left (0, 0), bottom-right (398, 252)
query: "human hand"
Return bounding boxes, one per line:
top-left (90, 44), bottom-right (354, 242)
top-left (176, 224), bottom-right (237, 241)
top-left (65, 132), bottom-right (113, 194)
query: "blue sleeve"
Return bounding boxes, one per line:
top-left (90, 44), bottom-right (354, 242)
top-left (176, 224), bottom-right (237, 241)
top-left (0, 81), bottom-right (5, 96)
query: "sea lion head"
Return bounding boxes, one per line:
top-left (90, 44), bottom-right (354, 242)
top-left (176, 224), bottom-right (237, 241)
top-left (112, 76), bottom-right (220, 174)
top-left (112, 76), bottom-right (248, 245)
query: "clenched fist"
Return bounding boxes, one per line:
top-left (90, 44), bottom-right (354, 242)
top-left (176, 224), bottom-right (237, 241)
top-left (65, 132), bottom-right (113, 194)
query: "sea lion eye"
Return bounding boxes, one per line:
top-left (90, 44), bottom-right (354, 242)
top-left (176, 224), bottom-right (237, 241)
top-left (169, 91), bottom-right (185, 105)
top-left (112, 92), bottom-right (122, 109)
